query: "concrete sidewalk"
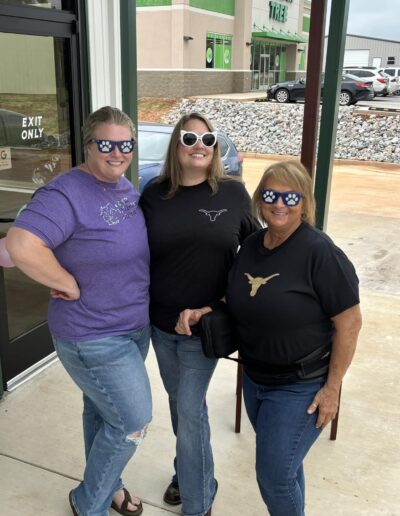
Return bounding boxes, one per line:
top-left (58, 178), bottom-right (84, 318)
top-left (0, 161), bottom-right (399, 516)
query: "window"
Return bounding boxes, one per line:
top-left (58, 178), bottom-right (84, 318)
top-left (218, 136), bottom-right (229, 158)
top-left (251, 40), bottom-right (286, 89)
top-left (352, 70), bottom-right (371, 78)
top-left (302, 15), bottom-right (310, 33)
top-left (0, 0), bottom-right (66, 9)
top-left (387, 56), bottom-right (395, 65)
top-left (384, 68), bottom-right (395, 77)
top-left (0, 34), bottom-right (72, 190)
top-left (206, 33), bottom-right (232, 70)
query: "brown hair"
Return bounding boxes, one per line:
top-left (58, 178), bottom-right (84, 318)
top-left (82, 106), bottom-right (135, 148)
top-left (158, 112), bottom-right (227, 197)
top-left (252, 160), bottom-right (316, 226)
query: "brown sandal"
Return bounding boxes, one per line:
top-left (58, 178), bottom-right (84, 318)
top-left (111, 487), bottom-right (143, 516)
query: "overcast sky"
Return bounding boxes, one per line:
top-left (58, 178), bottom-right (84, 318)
top-left (327, 0), bottom-right (399, 41)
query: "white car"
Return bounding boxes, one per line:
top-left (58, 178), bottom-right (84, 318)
top-left (343, 67), bottom-right (390, 96)
top-left (379, 67), bottom-right (400, 94)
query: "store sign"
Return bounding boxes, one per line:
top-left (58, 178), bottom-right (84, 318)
top-left (21, 115), bottom-right (44, 140)
top-left (269, 0), bottom-right (292, 22)
top-left (0, 147), bottom-right (12, 171)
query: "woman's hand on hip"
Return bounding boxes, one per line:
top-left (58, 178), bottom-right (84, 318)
top-left (50, 282), bottom-right (80, 301)
top-left (307, 383), bottom-right (340, 429)
top-left (175, 306), bottom-right (211, 336)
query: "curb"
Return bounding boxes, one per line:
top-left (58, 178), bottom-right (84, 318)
top-left (368, 106), bottom-right (400, 113)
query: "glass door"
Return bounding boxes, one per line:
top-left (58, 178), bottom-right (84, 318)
top-left (0, 3), bottom-right (85, 390)
top-left (259, 54), bottom-right (270, 90)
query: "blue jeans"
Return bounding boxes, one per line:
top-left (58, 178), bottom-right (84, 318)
top-left (53, 326), bottom-right (152, 516)
top-left (243, 372), bottom-right (326, 516)
top-left (151, 326), bottom-right (218, 516)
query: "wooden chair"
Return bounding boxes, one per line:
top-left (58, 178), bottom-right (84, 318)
top-left (234, 363), bottom-right (341, 440)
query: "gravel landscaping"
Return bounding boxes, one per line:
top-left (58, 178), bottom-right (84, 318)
top-left (163, 98), bottom-right (400, 163)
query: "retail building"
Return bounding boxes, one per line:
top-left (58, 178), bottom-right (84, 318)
top-left (137, 0), bottom-right (311, 97)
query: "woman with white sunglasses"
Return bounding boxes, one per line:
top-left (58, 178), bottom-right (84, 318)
top-left (7, 106), bottom-right (151, 516)
top-left (140, 112), bottom-right (259, 516)
top-left (226, 160), bottom-right (362, 515)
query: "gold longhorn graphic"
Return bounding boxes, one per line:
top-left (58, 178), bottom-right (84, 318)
top-left (244, 272), bottom-right (280, 297)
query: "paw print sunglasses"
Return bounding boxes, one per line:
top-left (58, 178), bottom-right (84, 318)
top-left (90, 139), bottom-right (136, 154)
top-left (261, 189), bottom-right (304, 207)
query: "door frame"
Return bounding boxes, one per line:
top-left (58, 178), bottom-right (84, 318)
top-left (259, 53), bottom-right (270, 90)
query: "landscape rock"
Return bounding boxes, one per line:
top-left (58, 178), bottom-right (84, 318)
top-left (163, 99), bottom-right (400, 163)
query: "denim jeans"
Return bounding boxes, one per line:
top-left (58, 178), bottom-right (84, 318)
top-left (151, 326), bottom-right (218, 516)
top-left (243, 372), bottom-right (326, 516)
top-left (53, 326), bottom-right (152, 516)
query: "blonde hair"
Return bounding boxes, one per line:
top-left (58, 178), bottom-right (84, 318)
top-left (82, 106), bottom-right (135, 148)
top-left (252, 160), bottom-right (316, 226)
top-left (158, 112), bottom-right (226, 198)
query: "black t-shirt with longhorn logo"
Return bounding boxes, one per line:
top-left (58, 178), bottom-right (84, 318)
top-left (140, 178), bottom-right (259, 333)
top-left (226, 223), bottom-right (360, 384)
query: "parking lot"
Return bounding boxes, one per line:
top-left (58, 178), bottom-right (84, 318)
top-left (199, 88), bottom-right (400, 113)
top-left (356, 92), bottom-right (400, 111)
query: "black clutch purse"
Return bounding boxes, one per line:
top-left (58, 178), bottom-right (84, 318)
top-left (199, 305), bottom-right (238, 359)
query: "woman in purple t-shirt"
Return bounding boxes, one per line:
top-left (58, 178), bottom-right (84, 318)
top-left (7, 106), bottom-right (151, 516)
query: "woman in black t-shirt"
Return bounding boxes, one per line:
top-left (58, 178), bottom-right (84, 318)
top-left (226, 160), bottom-right (362, 516)
top-left (140, 112), bottom-right (258, 516)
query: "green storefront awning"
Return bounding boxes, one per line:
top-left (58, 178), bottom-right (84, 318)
top-left (252, 31), bottom-right (307, 43)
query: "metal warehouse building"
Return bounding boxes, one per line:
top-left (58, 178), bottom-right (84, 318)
top-left (324, 33), bottom-right (400, 69)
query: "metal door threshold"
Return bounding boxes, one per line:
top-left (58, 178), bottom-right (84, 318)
top-left (6, 352), bottom-right (58, 391)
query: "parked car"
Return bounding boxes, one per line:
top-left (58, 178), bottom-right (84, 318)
top-left (378, 67), bottom-right (400, 95)
top-left (266, 73), bottom-right (374, 105)
top-left (356, 66), bottom-right (397, 94)
top-left (379, 66), bottom-right (400, 79)
top-left (138, 122), bottom-right (243, 192)
top-left (343, 67), bottom-right (389, 96)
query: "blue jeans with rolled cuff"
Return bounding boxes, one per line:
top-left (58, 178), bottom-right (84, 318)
top-left (52, 326), bottom-right (152, 516)
top-left (243, 371), bottom-right (326, 516)
top-left (151, 325), bottom-right (218, 516)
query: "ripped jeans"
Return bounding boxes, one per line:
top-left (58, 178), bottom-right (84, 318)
top-left (53, 326), bottom-right (152, 516)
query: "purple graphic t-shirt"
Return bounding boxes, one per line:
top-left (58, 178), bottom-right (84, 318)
top-left (14, 168), bottom-right (150, 341)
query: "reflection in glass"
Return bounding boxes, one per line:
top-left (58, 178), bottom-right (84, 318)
top-left (0, 33), bottom-right (72, 191)
top-left (0, 31), bottom-right (73, 339)
top-left (4, 267), bottom-right (50, 340)
top-left (0, 0), bottom-right (62, 9)
top-left (0, 199), bottom-right (50, 340)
